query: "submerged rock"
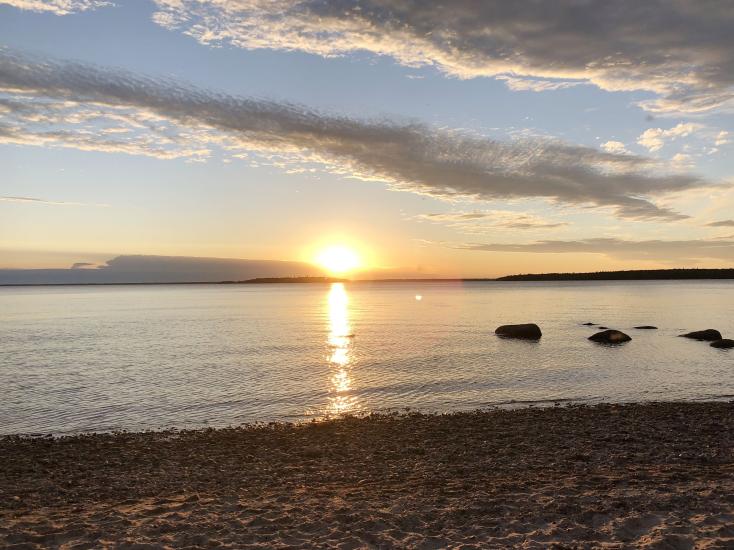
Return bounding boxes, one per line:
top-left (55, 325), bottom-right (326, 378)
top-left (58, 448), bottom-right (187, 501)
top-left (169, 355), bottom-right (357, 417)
top-left (495, 323), bottom-right (542, 340)
top-left (680, 329), bottom-right (722, 341)
top-left (589, 329), bottom-right (631, 344)
top-left (711, 339), bottom-right (734, 349)
top-left (634, 326), bottom-right (658, 330)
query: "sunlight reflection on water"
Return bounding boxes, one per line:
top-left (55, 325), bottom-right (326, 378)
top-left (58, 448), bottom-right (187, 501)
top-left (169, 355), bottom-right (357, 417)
top-left (326, 283), bottom-right (360, 416)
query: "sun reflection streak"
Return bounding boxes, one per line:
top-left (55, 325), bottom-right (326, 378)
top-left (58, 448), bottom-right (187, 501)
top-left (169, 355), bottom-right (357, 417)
top-left (326, 283), bottom-right (359, 415)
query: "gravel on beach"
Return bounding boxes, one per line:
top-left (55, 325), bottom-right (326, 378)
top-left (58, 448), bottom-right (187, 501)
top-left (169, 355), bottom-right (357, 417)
top-left (1, 402), bottom-right (733, 549)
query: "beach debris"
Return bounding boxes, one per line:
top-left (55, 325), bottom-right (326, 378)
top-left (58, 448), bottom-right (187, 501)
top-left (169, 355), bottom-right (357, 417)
top-left (589, 329), bottom-right (631, 344)
top-left (711, 339), bottom-right (734, 349)
top-left (495, 323), bottom-right (542, 340)
top-left (634, 326), bottom-right (658, 330)
top-left (680, 329), bottom-right (722, 341)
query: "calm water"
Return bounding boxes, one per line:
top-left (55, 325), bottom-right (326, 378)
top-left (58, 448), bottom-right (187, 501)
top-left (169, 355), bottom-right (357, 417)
top-left (1, 281), bottom-right (733, 434)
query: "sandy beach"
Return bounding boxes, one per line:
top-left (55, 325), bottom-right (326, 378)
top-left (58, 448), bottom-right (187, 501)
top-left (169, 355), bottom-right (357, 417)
top-left (1, 402), bottom-right (733, 549)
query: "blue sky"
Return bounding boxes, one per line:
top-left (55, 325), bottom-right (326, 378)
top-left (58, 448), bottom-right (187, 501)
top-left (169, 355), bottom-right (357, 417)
top-left (1, 0), bottom-right (733, 277)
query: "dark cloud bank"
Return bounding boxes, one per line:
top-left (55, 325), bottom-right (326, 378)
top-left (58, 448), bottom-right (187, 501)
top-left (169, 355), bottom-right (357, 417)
top-left (0, 255), bottom-right (324, 285)
top-left (0, 50), bottom-right (710, 221)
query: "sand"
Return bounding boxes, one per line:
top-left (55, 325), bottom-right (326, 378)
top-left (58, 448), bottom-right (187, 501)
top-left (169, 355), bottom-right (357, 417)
top-left (1, 402), bottom-right (733, 549)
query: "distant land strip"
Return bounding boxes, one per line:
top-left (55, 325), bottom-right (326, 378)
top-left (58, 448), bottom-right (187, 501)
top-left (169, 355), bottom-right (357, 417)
top-left (3, 270), bottom-right (734, 286)
top-left (496, 268), bottom-right (734, 281)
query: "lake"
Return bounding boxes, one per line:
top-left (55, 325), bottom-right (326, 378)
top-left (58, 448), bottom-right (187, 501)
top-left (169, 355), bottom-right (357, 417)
top-left (1, 281), bottom-right (732, 434)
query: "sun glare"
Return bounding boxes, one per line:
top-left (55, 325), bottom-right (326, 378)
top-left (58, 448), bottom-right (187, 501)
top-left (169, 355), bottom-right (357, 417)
top-left (315, 245), bottom-right (362, 274)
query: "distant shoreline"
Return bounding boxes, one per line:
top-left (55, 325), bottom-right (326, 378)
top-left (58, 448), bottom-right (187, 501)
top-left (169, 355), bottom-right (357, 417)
top-left (1, 268), bottom-right (734, 286)
top-left (496, 268), bottom-right (734, 281)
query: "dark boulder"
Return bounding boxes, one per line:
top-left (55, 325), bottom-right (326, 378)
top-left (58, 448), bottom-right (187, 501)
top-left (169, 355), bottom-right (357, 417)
top-left (495, 323), bottom-right (542, 340)
top-left (598, 326), bottom-right (609, 330)
top-left (581, 322), bottom-right (596, 326)
top-left (634, 326), bottom-right (658, 330)
top-left (589, 329), bottom-right (631, 344)
top-left (680, 329), bottom-right (722, 341)
top-left (711, 339), bottom-right (734, 349)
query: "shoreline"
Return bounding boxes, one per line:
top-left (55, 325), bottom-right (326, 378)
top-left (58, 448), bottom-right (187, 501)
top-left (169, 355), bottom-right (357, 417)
top-left (2, 401), bottom-right (733, 548)
top-left (4, 278), bottom-right (734, 288)
top-left (6, 396), bottom-right (734, 439)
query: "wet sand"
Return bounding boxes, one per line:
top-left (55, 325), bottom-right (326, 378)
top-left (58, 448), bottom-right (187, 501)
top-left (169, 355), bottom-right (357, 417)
top-left (1, 402), bottom-right (733, 549)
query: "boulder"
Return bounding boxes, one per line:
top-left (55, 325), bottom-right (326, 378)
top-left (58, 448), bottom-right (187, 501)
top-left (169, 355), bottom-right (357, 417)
top-left (598, 326), bottom-right (609, 330)
top-left (680, 329), bottom-right (722, 341)
top-left (495, 323), bottom-right (542, 340)
top-left (711, 339), bottom-right (734, 349)
top-left (634, 326), bottom-right (658, 330)
top-left (581, 322), bottom-right (596, 326)
top-left (589, 329), bottom-right (631, 344)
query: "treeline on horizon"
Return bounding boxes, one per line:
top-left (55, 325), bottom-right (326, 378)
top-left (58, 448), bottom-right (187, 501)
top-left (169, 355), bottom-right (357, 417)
top-left (496, 268), bottom-right (734, 281)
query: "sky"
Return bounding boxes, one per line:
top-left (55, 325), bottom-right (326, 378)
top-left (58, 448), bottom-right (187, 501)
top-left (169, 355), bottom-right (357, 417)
top-left (1, 0), bottom-right (734, 280)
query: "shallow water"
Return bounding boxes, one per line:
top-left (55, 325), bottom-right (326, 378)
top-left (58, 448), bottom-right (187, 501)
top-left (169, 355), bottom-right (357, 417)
top-left (1, 280), bottom-right (733, 434)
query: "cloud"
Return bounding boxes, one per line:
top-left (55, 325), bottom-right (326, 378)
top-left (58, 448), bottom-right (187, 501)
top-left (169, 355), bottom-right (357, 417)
top-left (637, 123), bottom-right (732, 158)
top-left (637, 123), bottom-right (704, 153)
top-left (0, 0), bottom-right (110, 15)
top-left (0, 51), bottom-right (716, 221)
top-left (601, 141), bottom-right (630, 155)
top-left (0, 195), bottom-right (104, 206)
top-left (458, 237), bottom-right (734, 263)
top-left (496, 76), bottom-right (585, 93)
top-left (149, 0), bottom-right (734, 114)
top-left (416, 211), bottom-right (568, 232)
top-left (0, 96), bottom-right (214, 161)
top-left (706, 219), bottom-right (734, 227)
top-left (715, 130), bottom-right (730, 147)
top-left (0, 255), bottom-right (325, 284)
top-left (670, 153), bottom-right (694, 169)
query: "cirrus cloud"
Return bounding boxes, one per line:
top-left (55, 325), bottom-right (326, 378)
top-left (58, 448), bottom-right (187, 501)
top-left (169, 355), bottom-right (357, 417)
top-left (0, 0), bottom-right (110, 15)
top-left (415, 211), bottom-right (569, 233)
top-left (0, 195), bottom-right (106, 206)
top-left (0, 50), bottom-right (717, 221)
top-left (458, 237), bottom-right (734, 263)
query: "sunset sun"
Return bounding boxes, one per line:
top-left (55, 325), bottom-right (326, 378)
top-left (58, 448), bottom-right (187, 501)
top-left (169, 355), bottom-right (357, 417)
top-left (315, 245), bottom-right (362, 274)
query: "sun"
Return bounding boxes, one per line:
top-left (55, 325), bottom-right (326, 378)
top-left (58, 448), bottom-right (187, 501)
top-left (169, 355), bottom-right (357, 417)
top-left (315, 245), bottom-right (362, 274)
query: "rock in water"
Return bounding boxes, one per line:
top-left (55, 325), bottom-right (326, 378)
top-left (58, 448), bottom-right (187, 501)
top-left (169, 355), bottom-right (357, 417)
top-left (711, 339), bottom-right (734, 349)
top-left (634, 326), bottom-right (658, 330)
top-left (495, 323), bottom-right (542, 340)
top-left (680, 329), bottom-right (722, 341)
top-left (589, 329), bottom-right (631, 344)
